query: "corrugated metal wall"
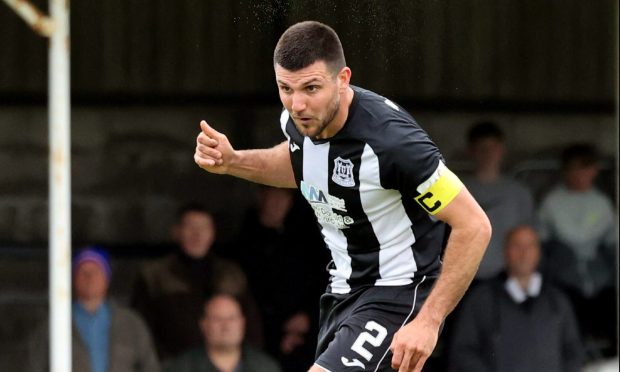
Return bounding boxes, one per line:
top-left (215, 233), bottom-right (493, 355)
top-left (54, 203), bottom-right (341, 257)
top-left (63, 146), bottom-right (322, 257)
top-left (0, 0), bottom-right (616, 102)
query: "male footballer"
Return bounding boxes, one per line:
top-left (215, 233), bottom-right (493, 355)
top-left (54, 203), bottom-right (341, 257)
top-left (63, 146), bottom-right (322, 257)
top-left (194, 21), bottom-right (491, 372)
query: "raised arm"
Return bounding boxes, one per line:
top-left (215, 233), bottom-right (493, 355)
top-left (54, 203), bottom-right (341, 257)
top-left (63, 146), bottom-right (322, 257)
top-left (390, 186), bottom-right (491, 371)
top-left (194, 120), bottom-right (297, 188)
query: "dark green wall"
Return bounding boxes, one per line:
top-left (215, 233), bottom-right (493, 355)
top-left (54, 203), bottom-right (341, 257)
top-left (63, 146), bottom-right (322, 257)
top-left (0, 0), bottom-right (616, 104)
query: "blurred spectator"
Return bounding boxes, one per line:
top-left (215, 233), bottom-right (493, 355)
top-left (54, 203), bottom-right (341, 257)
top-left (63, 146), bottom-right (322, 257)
top-left (232, 186), bottom-right (328, 361)
top-left (30, 246), bottom-right (160, 372)
top-left (277, 311), bottom-right (315, 372)
top-left (449, 225), bottom-right (584, 372)
top-left (462, 121), bottom-right (534, 279)
top-left (163, 293), bottom-right (281, 372)
top-left (131, 203), bottom-right (261, 361)
top-left (537, 143), bottom-right (617, 354)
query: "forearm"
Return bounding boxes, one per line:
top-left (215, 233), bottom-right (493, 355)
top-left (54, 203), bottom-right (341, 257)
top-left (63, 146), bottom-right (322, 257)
top-left (195, 122), bottom-right (296, 188)
top-left (417, 209), bottom-right (491, 327)
top-left (228, 142), bottom-right (296, 188)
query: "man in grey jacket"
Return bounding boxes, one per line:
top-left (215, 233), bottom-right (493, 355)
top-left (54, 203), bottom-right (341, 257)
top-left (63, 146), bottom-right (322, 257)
top-left (30, 247), bottom-right (160, 372)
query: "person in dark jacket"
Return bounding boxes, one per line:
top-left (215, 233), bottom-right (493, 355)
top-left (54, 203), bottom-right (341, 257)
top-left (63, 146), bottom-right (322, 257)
top-left (449, 225), bottom-right (584, 372)
top-left (163, 294), bottom-right (281, 372)
top-left (131, 203), bottom-right (261, 361)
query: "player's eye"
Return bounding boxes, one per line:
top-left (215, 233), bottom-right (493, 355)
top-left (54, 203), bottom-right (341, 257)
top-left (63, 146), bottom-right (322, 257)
top-left (280, 85), bottom-right (292, 93)
top-left (306, 85), bottom-right (319, 93)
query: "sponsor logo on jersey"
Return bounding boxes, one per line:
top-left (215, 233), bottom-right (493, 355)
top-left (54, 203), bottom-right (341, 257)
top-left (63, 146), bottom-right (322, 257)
top-left (332, 157), bottom-right (355, 187)
top-left (300, 181), bottom-right (354, 229)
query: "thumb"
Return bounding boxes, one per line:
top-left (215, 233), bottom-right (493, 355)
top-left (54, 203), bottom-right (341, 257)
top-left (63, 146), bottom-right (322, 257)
top-left (200, 120), bottom-right (221, 138)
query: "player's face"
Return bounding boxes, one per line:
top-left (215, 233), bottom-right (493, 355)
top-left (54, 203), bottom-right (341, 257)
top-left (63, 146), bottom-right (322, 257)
top-left (275, 60), bottom-right (349, 139)
top-left (174, 211), bottom-right (215, 259)
top-left (200, 296), bottom-right (246, 349)
top-left (504, 227), bottom-right (540, 278)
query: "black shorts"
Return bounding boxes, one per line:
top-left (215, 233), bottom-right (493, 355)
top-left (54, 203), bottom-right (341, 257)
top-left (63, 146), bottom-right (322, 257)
top-left (314, 276), bottom-right (436, 372)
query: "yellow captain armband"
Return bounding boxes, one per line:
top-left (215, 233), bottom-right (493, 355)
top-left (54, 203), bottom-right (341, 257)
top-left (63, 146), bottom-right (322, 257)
top-left (414, 162), bottom-right (463, 215)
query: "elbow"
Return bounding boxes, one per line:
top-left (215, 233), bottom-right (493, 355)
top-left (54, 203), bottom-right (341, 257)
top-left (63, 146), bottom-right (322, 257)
top-left (481, 213), bottom-right (492, 240)
top-left (463, 209), bottom-right (492, 254)
top-left (478, 213), bottom-right (492, 251)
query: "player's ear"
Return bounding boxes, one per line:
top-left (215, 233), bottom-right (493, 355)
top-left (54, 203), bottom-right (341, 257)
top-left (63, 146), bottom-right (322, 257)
top-left (337, 67), bottom-right (351, 91)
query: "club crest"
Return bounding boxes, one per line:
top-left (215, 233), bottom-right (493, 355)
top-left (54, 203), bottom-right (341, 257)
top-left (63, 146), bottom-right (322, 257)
top-left (332, 157), bottom-right (355, 187)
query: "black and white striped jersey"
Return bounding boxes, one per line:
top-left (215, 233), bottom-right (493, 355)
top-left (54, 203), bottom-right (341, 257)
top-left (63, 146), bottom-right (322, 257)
top-left (281, 86), bottom-right (459, 294)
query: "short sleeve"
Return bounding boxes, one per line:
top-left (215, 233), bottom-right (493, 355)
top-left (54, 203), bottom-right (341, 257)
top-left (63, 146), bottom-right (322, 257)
top-left (378, 120), bottom-right (462, 214)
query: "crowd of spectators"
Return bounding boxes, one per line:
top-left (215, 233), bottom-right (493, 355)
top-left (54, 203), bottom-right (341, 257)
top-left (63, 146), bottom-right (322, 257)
top-left (26, 120), bottom-right (617, 371)
top-left (443, 122), bottom-right (616, 371)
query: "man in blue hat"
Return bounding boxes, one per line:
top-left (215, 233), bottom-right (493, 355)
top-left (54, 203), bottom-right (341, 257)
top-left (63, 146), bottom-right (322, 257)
top-left (30, 246), bottom-right (161, 372)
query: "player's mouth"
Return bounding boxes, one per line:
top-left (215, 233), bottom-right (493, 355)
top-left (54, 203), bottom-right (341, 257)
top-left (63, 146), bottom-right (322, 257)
top-left (294, 117), bottom-right (314, 126)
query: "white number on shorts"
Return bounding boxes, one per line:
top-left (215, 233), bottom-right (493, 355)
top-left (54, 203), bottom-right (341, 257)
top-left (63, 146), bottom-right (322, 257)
top-left (350, 320), bottom-right (388, 361)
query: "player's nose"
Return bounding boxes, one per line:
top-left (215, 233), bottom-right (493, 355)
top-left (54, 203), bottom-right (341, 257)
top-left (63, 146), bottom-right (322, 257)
top-left (291, 92), bottom-right (307, 112)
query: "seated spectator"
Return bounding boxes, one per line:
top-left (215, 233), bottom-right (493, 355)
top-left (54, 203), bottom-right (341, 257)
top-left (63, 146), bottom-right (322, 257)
top-left (163, 294), bottom-right (281, 372)
top-left (449, 225), bottom-right (584, 372)
top-left (537, 143), bottom-right (617, 352)
top-left (233, 186), bottom-right (328, 359)
top-left (131, 203), bottom-right (260, 361)
top-left (30, 246), bottom-right (160, 372)
top-left (462, 121), bottom-right (534, 279)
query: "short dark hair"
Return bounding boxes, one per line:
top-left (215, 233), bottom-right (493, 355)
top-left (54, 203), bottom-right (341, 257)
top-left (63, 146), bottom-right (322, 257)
top-left (273, 21), bottom-right (346, 75)
top-left (561, 143), bottom-right (599, 168)
top-left (176, 202), bottom-right (212, 222)
top-left (467, 121), bottom-right (504, 145)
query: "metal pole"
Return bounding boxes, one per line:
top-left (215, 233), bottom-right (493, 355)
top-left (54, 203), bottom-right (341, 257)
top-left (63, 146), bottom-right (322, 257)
top-left (1, 0), bottom-right (54, 37)
top-left (48, 0), bottom-right (71, 370)
top-left (2, 0), bottom-right (71, 369)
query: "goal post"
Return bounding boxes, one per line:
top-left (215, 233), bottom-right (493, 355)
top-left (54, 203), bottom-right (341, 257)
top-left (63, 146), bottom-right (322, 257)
top-left (2, 0), bottom-right (72, 371)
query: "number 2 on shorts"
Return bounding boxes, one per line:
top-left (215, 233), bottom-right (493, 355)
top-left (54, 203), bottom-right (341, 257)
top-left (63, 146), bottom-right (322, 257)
top-left (348, 320), bottom-right (388, 362)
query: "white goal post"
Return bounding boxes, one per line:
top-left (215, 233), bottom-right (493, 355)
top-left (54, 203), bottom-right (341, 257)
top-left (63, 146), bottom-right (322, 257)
top-left (2, 0), bottom-right (71, 371)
